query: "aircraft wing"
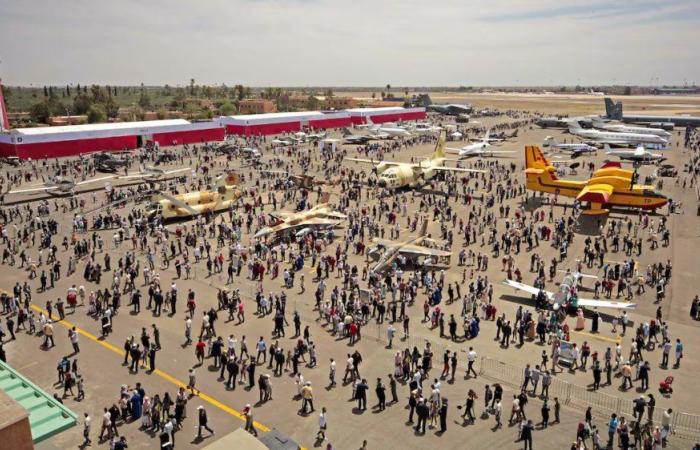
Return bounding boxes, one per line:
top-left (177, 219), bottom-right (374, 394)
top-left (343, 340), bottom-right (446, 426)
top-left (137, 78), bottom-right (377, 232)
top-left (432, 166), bottom-right (487, 174)
top-left (502, 279), bottom-right (554, 300)
top-left (297, 217), bottom-right (343, 227)
top-left (76, 175), bottom-right (115, 186)
top-left (119, 173), bottom-right (149, 179)
top-left (345, 158), bottom-right (401, 167)
top-left (576, 298), bottom-right (636, 310)
top-left (9, 185), bottom-right (58, 194)
top-left (345, 158), bottom-right (380, 164)
top-left (164, 168), bottom-right (191, 176)
top-left (576, 184), bottom-right (614, 204)
top-left (396, 243), bottom-right (452, 258)
top-left (255, 217), bottom-right (340, 238)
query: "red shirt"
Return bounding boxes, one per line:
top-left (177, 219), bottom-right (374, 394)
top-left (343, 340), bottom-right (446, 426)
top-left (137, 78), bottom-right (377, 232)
top-left (195, 341), bottom-right (206, 355)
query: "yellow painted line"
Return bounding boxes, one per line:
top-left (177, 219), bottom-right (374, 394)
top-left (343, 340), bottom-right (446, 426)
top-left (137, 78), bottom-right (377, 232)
top-left (29, 305), bottom-right (281, 436)
top-left (571, 329), bottom-right (622, 344)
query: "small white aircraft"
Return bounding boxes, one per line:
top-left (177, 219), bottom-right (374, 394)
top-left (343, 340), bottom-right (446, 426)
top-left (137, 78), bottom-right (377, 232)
top-left (9, 175), bottom-right (115, 196)
top-left (446, 130), bottom-right (515, 159)
top-left (604, 144), bottom-right (666, 164)
top-left (364, 117), bottom-right (412, 138)
top-left (503, 269), bottom-right (636, 311)
top-left (543, 137), bottom-right (597, 157)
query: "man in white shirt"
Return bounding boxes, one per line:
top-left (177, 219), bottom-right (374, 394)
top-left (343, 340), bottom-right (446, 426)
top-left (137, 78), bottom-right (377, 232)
top-left (317, 407), bottom-right (328, 441)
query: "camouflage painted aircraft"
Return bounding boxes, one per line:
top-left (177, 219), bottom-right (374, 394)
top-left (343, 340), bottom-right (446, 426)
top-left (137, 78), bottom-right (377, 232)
top-left (254, 193), bottom-right (347, 239)
top-left (369, 219), bottom-right (452, 273)
top-left (345, 131), bottom-right (486, 189)
top-left (146, 173), bottom-right (243, 219)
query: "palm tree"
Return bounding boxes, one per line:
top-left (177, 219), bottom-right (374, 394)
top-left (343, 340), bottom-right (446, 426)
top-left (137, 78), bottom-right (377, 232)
top-left (386, 84), bottom-right (391, 96)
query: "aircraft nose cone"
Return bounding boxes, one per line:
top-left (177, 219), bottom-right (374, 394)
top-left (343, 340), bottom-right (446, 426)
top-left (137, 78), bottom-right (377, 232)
top-left (378, 179), bottom-right (387, 188)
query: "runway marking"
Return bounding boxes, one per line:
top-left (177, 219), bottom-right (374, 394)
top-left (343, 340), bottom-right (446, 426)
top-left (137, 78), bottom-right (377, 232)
top-left (28, 304), bottom-right (282, 437)
top-left (571, 329), bottom-right (621, 344)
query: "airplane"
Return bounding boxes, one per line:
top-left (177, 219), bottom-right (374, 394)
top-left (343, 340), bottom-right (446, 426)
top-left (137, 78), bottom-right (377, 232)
top-left (93, 152), bottom-right (130, 173)
top-left (364, 117), bottom-right (412, 138)
top-left (524, 145), bottom-right (668, 215)
top-left (409, 122), bottom-right (442, 134)
top-left (145, 173), bottom-right (243, 220)
top-left (477, 129), bottom-right (518, 142)
top-left (605, 144), bottom-right (666, 165)
top-left (426, 104), bottom-right (473, 116)
top-left (542, 137), bottom-right (597, 157)
top-left (345, 131), bottom-right (486, 189)
top-left (446, 130), bottom-right (516, 159)
top-left (604, 98), bottom-right (700, 128)
top-left (271, 139), bottom-right (295, 146)
top-left (8, 175), bottom-right (115, 196)
top-left (368, 220), bottom-right (452, 273)
top-left (119, 166), bottom-right (191, 183)
top-left (299, 131), bottom-right (327, 142)
top-left (254, 195), bottom-right (347, 239)
top-left (341, 129), bottom-right (372, 145)
top-left (503, 269), bottom-right (636, 312)
top-left (568, 123), bottom-right (668, 148)
top-left (587, 89), bottom-right (605, 96)
top-left (592, 118), bottom-right (671, 138)
top-left (260, 170), bottom-right (337, 189)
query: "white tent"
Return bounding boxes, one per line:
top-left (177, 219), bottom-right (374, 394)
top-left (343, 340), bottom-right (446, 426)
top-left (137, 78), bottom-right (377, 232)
top-left (319, 138), bottom-right (340, 152)
top-left (450, 132), bottom-right (463, 138)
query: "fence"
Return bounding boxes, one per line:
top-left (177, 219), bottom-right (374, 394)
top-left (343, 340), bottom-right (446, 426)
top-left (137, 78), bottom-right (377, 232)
top-left (478, 356), bottom-right (700, 442)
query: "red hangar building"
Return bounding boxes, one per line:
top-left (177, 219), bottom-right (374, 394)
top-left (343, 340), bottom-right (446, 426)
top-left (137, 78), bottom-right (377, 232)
top-left (0, 119), bottom-right (225, 159)
top-left (218, 107), bottom-right (426, 136)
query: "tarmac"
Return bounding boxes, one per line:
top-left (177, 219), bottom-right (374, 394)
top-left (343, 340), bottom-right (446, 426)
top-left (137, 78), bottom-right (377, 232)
top-left (2, 98), bottom-right (699, 450)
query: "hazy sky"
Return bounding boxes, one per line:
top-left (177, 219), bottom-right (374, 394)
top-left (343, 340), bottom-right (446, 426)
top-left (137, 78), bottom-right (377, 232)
top-left (1, 0), bottom-right (698, 86)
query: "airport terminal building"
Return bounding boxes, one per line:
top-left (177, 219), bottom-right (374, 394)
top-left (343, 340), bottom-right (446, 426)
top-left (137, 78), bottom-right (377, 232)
top-left (0, 107), bottom-right (426, 159)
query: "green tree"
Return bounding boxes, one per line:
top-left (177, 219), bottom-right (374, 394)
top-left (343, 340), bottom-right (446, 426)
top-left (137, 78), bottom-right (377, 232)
top-left (65, 85), bottom-right (71, 96)
top-left (30, 101), bottom-right (51, 123)
top-left (103, 97), bottom-right (119, 118)
top-left (156, 108), bottom-right (167, 120)
top-left (87, 104), bottom-right (107, 123)
top-left (43, 86), bottom-right (49, 97)
top-left (386, 84), bottom-right (391, 96)
top-left (73, 94), bottom-right (92, 115)
top-left (305, 95), bottom-right (320, 110)
top-left (189, 78), bottom-right (195, 95)
top-left (623, 86), bottom-right (632, 95)
top-left (138, 90), bottom-right (152, 109)
top-left (219, 101), bottom-right (235, 116)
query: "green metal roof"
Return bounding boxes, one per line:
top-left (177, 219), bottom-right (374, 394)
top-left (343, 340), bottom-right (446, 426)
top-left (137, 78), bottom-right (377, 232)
top-left (0, 360), bottom-right (78, 443)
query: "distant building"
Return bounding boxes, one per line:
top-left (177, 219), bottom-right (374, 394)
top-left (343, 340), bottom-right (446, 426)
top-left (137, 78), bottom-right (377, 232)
top-left (324, 97), bottom-right (357, 110)
top-left (48, 115), bottom-right (88, 126)
top-left (238, 99), bottom-right (277, 114)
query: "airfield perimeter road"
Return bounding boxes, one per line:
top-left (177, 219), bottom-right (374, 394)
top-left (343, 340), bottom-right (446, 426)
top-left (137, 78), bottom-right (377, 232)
top-left (3, 98), bottom-right (700, 450)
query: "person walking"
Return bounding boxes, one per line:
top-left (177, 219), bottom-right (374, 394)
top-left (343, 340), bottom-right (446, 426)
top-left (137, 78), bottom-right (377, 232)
top-left (196, 406), bottom-right (214, 439)
top-left (82, 412), bottom-right (92, 446)
top-left (243, 404), bottom-right (258, 437)
top-left (317, 407), bottom-right (328, 441)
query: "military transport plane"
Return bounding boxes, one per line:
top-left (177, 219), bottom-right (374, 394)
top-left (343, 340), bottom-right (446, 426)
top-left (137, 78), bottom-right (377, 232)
top-left (524, 146), bottom-right (668, 215)
top-left (503, 269), bottom-right (636, 312)
top-left (427, 104), bottom-right (473, 116)
top-left (368, 220), bottom-right (452, 273)
top-left (146, 173), bottom-right (243, 220)
top-left (345, 132), bottom-right (486, 189)
top-left (254, 197), bottom-right (347, 239)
